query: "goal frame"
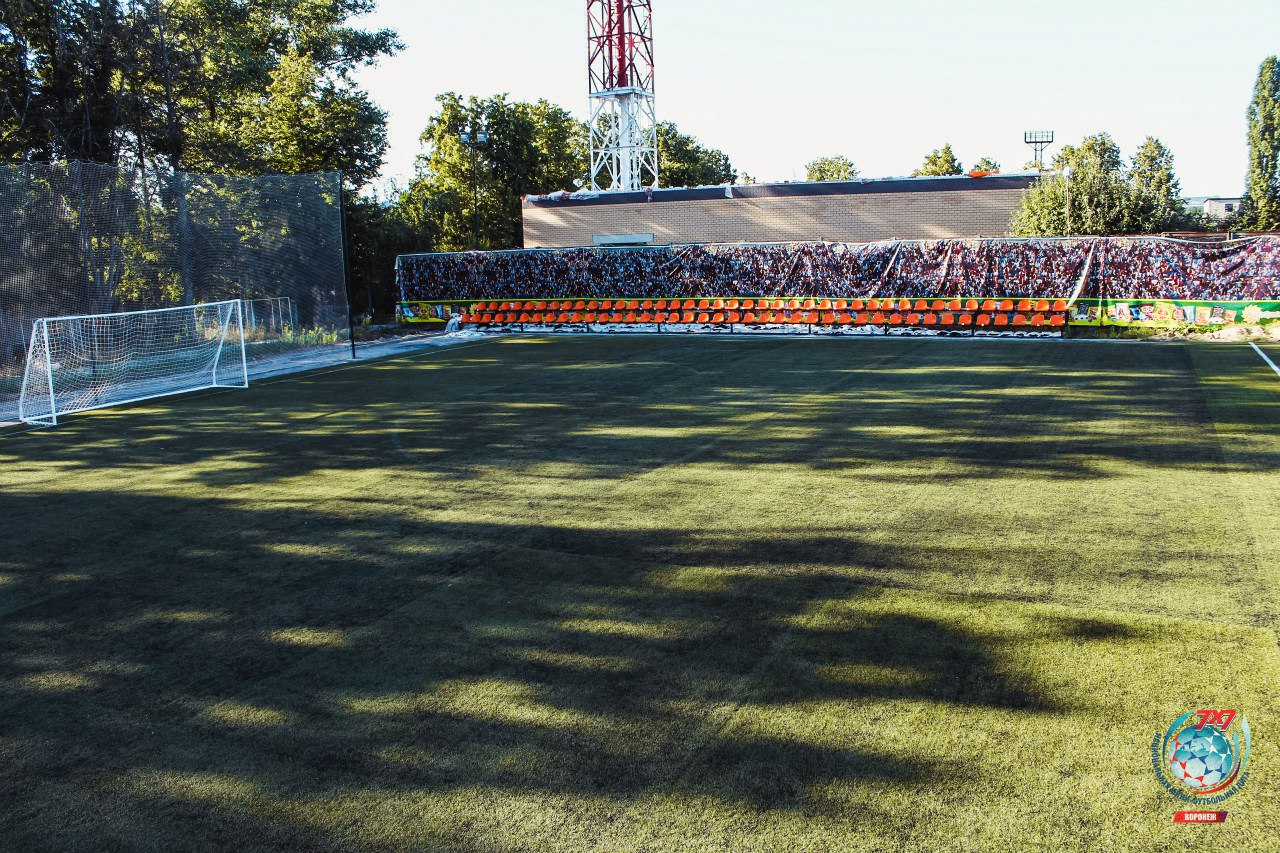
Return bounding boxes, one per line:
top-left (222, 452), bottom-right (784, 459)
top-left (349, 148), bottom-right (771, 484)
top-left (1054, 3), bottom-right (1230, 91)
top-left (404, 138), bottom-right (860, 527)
top-left (18, 300), bottom-right (249, 427)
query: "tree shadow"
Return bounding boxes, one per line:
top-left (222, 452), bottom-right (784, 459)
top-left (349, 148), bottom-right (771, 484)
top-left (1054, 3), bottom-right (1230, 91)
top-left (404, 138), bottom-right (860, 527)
top-left (0, 336), bottom-right (1270, 851)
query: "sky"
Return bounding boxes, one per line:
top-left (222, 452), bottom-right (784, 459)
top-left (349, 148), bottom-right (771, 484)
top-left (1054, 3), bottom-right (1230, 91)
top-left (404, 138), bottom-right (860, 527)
top-left (352, 0), bottom-right (1280, 198)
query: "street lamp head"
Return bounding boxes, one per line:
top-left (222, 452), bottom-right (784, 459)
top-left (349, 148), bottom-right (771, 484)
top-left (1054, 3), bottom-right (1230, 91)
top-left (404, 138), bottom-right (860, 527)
top-left (1064, 166), bottom-right (1075, 179)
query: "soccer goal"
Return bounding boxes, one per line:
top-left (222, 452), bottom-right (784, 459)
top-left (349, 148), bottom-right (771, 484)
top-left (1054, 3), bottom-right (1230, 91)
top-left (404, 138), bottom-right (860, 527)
top-left (18, 301), bottom-right (248, 426)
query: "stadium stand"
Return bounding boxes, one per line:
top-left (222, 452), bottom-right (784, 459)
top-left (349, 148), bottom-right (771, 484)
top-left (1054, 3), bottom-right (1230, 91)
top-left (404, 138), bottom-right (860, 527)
top-left (398, 237), bottom-right (1280, 311)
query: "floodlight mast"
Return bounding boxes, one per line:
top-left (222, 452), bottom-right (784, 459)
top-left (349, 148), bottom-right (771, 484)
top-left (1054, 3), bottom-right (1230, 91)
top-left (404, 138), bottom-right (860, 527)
top-left (588, 1), bottom-right (658, 192)
top-left (1024, 131), bottom-right (1055, 172)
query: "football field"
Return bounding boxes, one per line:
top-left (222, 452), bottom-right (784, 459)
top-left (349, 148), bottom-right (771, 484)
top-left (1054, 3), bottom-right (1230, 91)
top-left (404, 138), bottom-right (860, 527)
top-left (2, 335), bottom-right (1279, 852)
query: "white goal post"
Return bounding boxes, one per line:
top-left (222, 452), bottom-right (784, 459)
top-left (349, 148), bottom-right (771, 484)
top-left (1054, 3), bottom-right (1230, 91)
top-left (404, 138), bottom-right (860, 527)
top-left (18, 301), bottom-right (248, 426)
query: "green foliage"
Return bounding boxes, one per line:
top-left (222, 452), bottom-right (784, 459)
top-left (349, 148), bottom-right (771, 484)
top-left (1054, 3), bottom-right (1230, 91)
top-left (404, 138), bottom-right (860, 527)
top-left (1241, 56), bottom-right (1280, 230)
top-left (1011, 132), bottom-right (1194, 236)
top-left (397, 97), bottom-right (735, 258)
top-left (912, 143), bottom-right (964, 177)
top-left (0, 0), bottom-right (125, 162)
top-left (400, 93), bottom-right (588, 253)
top-left (805, 155), bottom-right (859, 183)
top-left (0, 1), bottom-right (399, 188)
top-left (345, 189), bottom-right (430, 316)
top-left (656, 122), bottom-right (735, 187)
top-left (971, 157), bottom-right (1001, 173)
top-left (1127, 137), bottom-right (1185, 233)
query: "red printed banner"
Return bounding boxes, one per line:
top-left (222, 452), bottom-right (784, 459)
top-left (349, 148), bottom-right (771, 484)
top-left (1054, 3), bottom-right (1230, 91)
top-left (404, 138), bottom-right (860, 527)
top-left (1174, 811), bottom-right (1228, 824)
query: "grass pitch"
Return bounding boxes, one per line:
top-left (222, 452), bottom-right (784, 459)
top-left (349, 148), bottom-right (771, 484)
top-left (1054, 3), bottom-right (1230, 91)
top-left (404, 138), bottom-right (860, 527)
top-left (2, 335), bottom-right (1279, 852)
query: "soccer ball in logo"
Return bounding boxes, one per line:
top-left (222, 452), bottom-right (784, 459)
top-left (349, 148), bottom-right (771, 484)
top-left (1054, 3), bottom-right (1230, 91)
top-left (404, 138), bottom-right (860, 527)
top-left (1168, 725), bottom-right (1234, 790)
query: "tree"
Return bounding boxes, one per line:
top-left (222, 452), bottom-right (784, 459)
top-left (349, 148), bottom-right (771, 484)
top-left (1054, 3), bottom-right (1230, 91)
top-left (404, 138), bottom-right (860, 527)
top-left (405, 93), bottom-right (589, 252)
top-left (1010, 132), bottom-right (1194, 236)
top-left (912, 143), bottom-right (963, 177)
top-left (0, 1), bottom-right (400, 188)
top-left (0, 1), bottom-right (127, 163)
top-left (805, 155), bottom-right (859, 182)
top-left (971, 157), bottom-right (1001, 174)
top-left (1127, 137), bottom-right (1184, 233)
top-left (1241, 56), bottom-right (1280, 230)
top-left (656, 122), bottom-right (734, 187)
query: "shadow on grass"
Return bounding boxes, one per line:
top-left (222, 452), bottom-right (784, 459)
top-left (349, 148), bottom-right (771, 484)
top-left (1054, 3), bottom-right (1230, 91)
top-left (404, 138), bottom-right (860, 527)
top-left (0, 481), bottom-right (1141, 852)
top-left (1, 337), bottom-right (1277, 490)
top-left (0, 336), bottom-right (1269, 851)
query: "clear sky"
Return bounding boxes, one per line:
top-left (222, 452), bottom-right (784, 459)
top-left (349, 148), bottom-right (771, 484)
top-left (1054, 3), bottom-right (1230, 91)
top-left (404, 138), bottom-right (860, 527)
top-left (352, 0), bottom-right (1280, 198)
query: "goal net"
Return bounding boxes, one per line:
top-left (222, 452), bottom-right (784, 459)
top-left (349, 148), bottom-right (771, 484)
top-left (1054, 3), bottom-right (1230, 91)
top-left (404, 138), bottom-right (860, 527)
top-left (18, 301), bottom-right (248, 426)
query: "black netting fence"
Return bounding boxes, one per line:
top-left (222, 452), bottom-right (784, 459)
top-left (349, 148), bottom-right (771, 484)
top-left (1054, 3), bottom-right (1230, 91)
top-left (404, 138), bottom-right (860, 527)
top-left (0, 161), bottom-right (349, 422)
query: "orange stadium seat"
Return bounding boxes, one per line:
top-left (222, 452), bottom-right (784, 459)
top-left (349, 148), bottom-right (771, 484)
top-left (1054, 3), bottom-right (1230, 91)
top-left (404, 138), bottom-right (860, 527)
top-left (1016, 299), bottom-right (1032, 313)
top-left (976, 314), bottom-right (991, 327)
top-left (1050, 315), bottom-right (1066, 327)
top-left (958, 313), bottom-right (974, 326)
top-left (981, 300), bottom-right (996, 312)
top-left (994, 314), bottom-right (1009, 327)
top-left (940, 312), bottom-right (955, 325)
top-left (1034, 299), bottom-right (1050, 313)
top-left (1053, 299), bottom-right (1069, 312)
top-left (924, 312), bottom-right (938, 325)
top-left (1012, 314), bottom-right (1028, 327)
top-left (999, 300), bottom-right (1014, 312)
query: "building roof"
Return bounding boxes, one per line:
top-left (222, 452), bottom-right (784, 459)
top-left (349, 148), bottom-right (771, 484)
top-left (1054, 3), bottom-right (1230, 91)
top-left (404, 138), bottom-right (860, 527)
top-left (524, 173), bottom-right (1041, 208)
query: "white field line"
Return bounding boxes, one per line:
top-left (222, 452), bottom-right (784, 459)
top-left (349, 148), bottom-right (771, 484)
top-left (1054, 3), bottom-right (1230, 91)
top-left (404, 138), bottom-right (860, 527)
top-left (1249, 342), bottom-right (1280, 380)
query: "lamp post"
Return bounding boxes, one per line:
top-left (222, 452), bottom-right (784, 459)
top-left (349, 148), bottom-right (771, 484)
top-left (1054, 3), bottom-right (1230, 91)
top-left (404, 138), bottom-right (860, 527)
top-left (459, 127), bottom-right (489, 250)
top-left (1064, 166), bottom-right (1074, 237)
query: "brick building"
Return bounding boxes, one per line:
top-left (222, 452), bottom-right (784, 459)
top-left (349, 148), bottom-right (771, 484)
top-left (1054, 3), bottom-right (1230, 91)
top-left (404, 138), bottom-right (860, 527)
top-left (522, 173), bottom-right (1038, 248)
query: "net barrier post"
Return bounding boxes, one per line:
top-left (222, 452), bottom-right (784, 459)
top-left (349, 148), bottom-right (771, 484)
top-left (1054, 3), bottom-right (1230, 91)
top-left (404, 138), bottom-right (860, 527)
top-left (338, 174), bottom-right (357, 360)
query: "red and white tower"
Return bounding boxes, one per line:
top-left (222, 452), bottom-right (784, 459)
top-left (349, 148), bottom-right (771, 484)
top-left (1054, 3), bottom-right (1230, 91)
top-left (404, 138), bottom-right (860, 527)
top-left (587, 1), bottom-right (657, 192)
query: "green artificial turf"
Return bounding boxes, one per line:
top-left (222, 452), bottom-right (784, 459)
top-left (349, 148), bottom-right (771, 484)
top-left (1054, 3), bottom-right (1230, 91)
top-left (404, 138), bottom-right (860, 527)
top-left (1, 335), bottom-right (1279, 852)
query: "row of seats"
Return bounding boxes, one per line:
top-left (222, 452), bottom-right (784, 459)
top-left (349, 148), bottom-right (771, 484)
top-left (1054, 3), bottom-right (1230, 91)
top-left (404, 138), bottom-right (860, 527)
top-left (462, 298), bottom-right (1071, 329)
top-left (469, 297), bottom-right (1070, 314)
top-left (468, 310), bottom-right (1067, 328)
